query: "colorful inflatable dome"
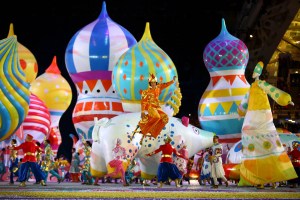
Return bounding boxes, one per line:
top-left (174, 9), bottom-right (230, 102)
top-left (65, 1), bottom-right (137, 79)
top-left (7, 23), bottom-right (38, 83)
top-left (198, 18), bottom-right (250, 146)
top-left (112, 22), bottom-right (179, 113)
top-left (23, 93), bottom-right (51, 143)
top-left (30, 56), bottom-right (72, 146)
top-left (0, 36), bottom-right (30, 141)
top-left (64, 1), bottom-right (137, 140)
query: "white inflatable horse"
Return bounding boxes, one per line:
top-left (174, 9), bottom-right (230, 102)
top-left (90, 113), bottom-right (215, 180)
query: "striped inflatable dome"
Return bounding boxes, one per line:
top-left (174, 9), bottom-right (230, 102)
top-left (23, 93), bottom-right (51, 143)
top-left (65, 1), bottom-right (137, 83)
top-left (112, 22), bottom-right (178, 112)
top-left (64, 1), bottom-right (137, 140)
top-left (0, 36), bottom-right (30, 141)
top-left (7, 23), bottom-right (38, 84)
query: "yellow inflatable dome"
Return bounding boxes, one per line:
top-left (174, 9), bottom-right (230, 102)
top-left (7, 23), bottom-right (38, 83)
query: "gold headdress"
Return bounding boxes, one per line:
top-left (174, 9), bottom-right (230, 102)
top-left (148, 73), bottom-right (157, 83)
top-left (164, 136), bottom-right (172, 143)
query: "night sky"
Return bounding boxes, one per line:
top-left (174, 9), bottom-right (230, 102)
top-left (0, 0), bottom-right (244, 159)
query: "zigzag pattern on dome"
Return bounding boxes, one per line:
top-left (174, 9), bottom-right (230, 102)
top-left (201, 101), bottom-right (239, 116)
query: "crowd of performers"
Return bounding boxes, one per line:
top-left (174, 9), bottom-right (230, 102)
top-left (0, 133), bottom-right (299, 189)
top-left (0, 73), bottom-right (299, 188)
top-left (0, 132), bottom-right (299, 189)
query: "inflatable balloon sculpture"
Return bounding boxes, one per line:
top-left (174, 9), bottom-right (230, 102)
top-left (1, 25), bottom-right (39, 164)
top-left (6, 25), bottom-right (48, 145)
top-left (65, 1), bottom-right (137, 140)
top-left (112, 22), bottom-right (181, 115)
top-left (198, 18), bottom-right (250, 147)
top-left (223, 140), bottom-right (242, 182)
top-left (7, 23), bottom-right (38, 83)
top-left (0, 36), bottom-right (30, 142)
top-left (21, 93), bottom-right (51, 144)
top-left (237, 61), bottom-right (297, 187)
top-left (0, 93), bottom-right (52, 163)
top-left (30, 56), bottom-right (72, 152)
top-left (90, 113), bottom-right (215, 181)
top-left (223, 132), bottom-right (300, 182)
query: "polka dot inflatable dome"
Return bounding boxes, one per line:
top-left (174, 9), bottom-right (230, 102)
top-left (30, 56), bottom-right (72, 127)
top-left (112, 22), bottom-right (178, 112)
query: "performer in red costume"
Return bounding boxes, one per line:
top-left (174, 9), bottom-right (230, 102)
top-left (11, 134), bottom-right (46, 187)
top-left (288, 142), bottom-right (300, 188)
top-left (146, 136), bottom-right (183, 188)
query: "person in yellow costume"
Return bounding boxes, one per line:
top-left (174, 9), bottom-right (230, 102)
top-left (132, 73), bottom-right (176, 144)
top-left (237, 61), bottom-right (297, 189)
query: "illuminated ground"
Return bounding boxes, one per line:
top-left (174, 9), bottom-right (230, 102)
top-left (0, 179), bottom-right (299, 200)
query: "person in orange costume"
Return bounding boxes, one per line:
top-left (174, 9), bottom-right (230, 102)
top-left (137, 74), bottom-right (176, 142)
top-left (146, 136), bottom-right (183, 188)
top-left (11, 134), bottom-right (46, 187)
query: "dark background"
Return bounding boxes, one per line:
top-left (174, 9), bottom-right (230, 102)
top-left (0, 0), bottom-right (245, 160)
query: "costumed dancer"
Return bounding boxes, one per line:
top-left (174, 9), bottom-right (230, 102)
top-left (287, 142), bottom-right (300, 188)
top-left (44, 140), bottom-right (55, 164)
top-left (41, 140), bottom-right (63, 183)
top-left (10, 134), bottom-right (46, 186)
top-left (174, 142), bottom-right (189, 185)
top-left (58, 155), bottom-right (69, 180)
top-left (132, 74), bottom-right (177, 144)
top-left (105, 138), bottom-right (129, 186)
top-left (0, 148), bottom-right (6, 181)
top-left (35, 142), bottom-right (42, 166)
top-left (70, 148), bottom-right (81, 182)
top-left (210, 136), bottom-right (228, 188)
top-left (146, 136), bottom-right (183, 188)
top-left (237, 61), bottom-right (297, 189)
top-left (81, 140), bottom-right (93, 185)
top-left (132, 158), bottom-right (143, 185)
top-left (125, 159), bottom-right (136, 184)
top-left (49, 157), bottom-right (64, 183)
top-left (8, 139), bottom-right (19, 184)
top-left (199, 148), bottom-right (212, 185)
top-left (195, 150), bottom-right (204, 185)
top-left (40, 140), bottom-right (52, 174)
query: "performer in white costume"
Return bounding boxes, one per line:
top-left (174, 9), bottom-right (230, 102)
top-left (210, 136), bottom-right (228, 188)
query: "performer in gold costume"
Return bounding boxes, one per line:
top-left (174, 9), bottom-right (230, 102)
top-left (132, 74), bottom-right (177, 144)
top-left (81, 140), bottom-right (93, 185)
top-left (8, 139), bottom-right (18, 184)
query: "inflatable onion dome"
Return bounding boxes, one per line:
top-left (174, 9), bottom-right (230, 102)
top-left (0, 36), bottom-right (30, 141)
top-left (112, 22), bottom-right (178, 112)
top-left (7, 23), bottom-right (38, 83)
top-left (203, 18), bottom-right (249, 72)
top-left (30, 56), bottom-right (72, 117)
top-left (65, 1), bottom-right (137, 83)
top-left (23, 93), bottom-right (51, 143)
